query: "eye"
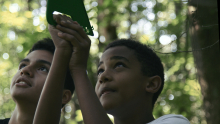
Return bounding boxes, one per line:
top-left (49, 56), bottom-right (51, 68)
top-left (19, 64), bottom-right (26, 70)
top-left (97, 69), bottom-right (104, 76)
top-left (38, 66), bottom-right (49, 72)
top-left (115, 62), bottom-right (125, 68)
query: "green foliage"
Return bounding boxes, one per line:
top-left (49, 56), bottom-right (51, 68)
top-left (0, 0), bottom-right (205, 124)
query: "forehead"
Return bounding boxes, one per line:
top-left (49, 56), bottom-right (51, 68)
top-left (100, 46), bottom-right (136, 62)
top-left (25, 50), bottom-right (53, 63)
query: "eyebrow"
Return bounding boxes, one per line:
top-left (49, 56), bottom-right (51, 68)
top-left (19, 59), bottom-right (51, 66)
top-left (98, 56), bottom-right (129, 68)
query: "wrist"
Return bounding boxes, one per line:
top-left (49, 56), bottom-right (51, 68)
top-left (70, 68), bottom-right (87, 77)
top-left (55, 48), bottom-right (72, 57)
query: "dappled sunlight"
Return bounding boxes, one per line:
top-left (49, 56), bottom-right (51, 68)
top-left (75, 110), bottom-right (83, 122)
top-left (0, 61), bottom-right (12, 76)
top-left (89, 38), bottom-right (99, 55)
top-left (1, 11), bottom-right (27, 27)
top-left (0, 0), bottom-right (209, 124)
top-left (159, 35), bottom-right (172, 45)
top-left (7, 31), bottom-right (16, 41)
top-left (9, 3), bottom-right (20, 13)
top-left (107, 114), bottom-right (114, 123)
top-left (2, 53), bottom-right (9, 60)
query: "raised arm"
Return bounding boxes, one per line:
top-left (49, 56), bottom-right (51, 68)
top-left (33, 15), bottom-right (73, 124)
top-left (55, 15), bottom-right (113, 124)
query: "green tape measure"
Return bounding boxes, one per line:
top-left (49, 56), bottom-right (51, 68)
top-left (46, 0), bottom-right (94, 36)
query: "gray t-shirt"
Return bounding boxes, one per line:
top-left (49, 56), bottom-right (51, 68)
top-left (147, 114), bottom-right (190, 124)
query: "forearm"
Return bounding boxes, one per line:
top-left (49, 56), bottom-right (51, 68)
top-left (71, 69), bottom-right (112, 124)
top-left (33, 49), bottom-right (71, 124)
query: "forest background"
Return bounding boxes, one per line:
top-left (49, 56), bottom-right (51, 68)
top-left (0, 0), bottom-right (219, 124)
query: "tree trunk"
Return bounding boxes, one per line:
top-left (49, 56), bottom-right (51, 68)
top-left (97, 0), bottom-right (118, 45)
top-left (188, 0), bottom-right (220, 124)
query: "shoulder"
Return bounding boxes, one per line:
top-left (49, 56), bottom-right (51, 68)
top-left (147, 114), bottom-right (190, 124)
top-left (0, 118), bottom-right (10, 124)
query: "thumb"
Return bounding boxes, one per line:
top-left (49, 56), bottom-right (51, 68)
top-left (48, 24), bottom-right (62, 41)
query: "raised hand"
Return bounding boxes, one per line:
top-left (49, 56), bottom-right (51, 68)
top-left (53, 14), bottom-right (91, 72)
top-left (48, 15), bottom-right (72, 51)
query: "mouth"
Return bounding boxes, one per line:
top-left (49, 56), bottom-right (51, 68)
top-left (100, 87), bottom-right (116, 97)
top-left (15, 78), bottom-right (32, 87)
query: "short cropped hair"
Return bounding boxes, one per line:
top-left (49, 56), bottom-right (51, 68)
top-left (104, 39), bottom-right (164, 108)
top-left (28, 38), bottom-right (75, 107)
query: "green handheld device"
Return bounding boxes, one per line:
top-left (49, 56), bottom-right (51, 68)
top-left (46, 0), bottom-right (94, 36)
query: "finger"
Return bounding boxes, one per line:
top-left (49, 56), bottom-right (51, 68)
top-left (60, 20), bottom-right (89, 40)
top-left (57, 32), bottom-right (81, 47)
top-left (72, 21), bottom-right (80, 25)
top-left (48, 24), bottom-right (58, 31)
top-left (54, 14), bottom-right (90, 41)
top-left (53, 14), bottom-right (71, 25)
top-left (62, 15), bottom-right (75, 24)
top-left (53, 14), bottom-right (62, 24)
top-left (48, 24), bottom-right (60, 38)
top-left (56, 24), bottom-right (84, 43)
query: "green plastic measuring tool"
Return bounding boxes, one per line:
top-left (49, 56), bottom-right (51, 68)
top-left (46, 0), bottom-right (94, 36)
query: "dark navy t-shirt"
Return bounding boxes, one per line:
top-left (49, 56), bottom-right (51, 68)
top-left (0, 118), bottom-right (10, 124)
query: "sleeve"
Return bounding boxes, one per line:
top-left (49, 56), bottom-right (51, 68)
top-left (0, 118), bottom-right (10, 124)
top-left (148, 115), bottom-right (190, 124)
top-left (161, 115), bottom-right (190, 124)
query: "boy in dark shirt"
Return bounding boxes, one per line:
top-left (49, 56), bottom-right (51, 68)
top-left (34, 14), bottom-right (190, 124)
top-left (0, 38), bottom-right (74, 124)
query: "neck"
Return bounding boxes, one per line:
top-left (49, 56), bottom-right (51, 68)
top-left (112, 100), bottom-right (154, 124)
top-left (9, 101), bottom-right (37, 124)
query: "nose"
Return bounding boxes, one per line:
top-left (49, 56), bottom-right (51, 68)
top-left (20, 66), bottom-right (33, 77)
top-left (99, 69), bottom-right (112, 84)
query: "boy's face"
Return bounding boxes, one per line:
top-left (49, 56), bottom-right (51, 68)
top-left (95, 46), bottom-right (150, 114)
top-left (10, 50), bottom-right (53, 104)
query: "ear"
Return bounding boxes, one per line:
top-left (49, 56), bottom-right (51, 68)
top-left (145, 76), bottom-right (162, 93)
top-left (62, 90), bottom-right (72, 105)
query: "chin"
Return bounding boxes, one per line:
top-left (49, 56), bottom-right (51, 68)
top-left (11, 89), bottom-right (35, 103)
top-left (101, 100), bottom-right (118, 114)
top-left (11, 91), bottom-right (28, 102)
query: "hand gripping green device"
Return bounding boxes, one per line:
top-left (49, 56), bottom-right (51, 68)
top-left (46, 0), bottom-right (94, 36)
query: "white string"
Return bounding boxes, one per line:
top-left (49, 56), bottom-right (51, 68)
top-left (150, 0), bottom-right (219, 54)
top-left (202, 24), bottom-right (219, 28)
top-left (152, 40), bottom-right (219, 54)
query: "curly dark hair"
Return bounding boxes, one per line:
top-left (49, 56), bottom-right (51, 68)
top-left (104, 39), bottom-right (164, 108)
top-left (28, 38), bottom-right (74, 107)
